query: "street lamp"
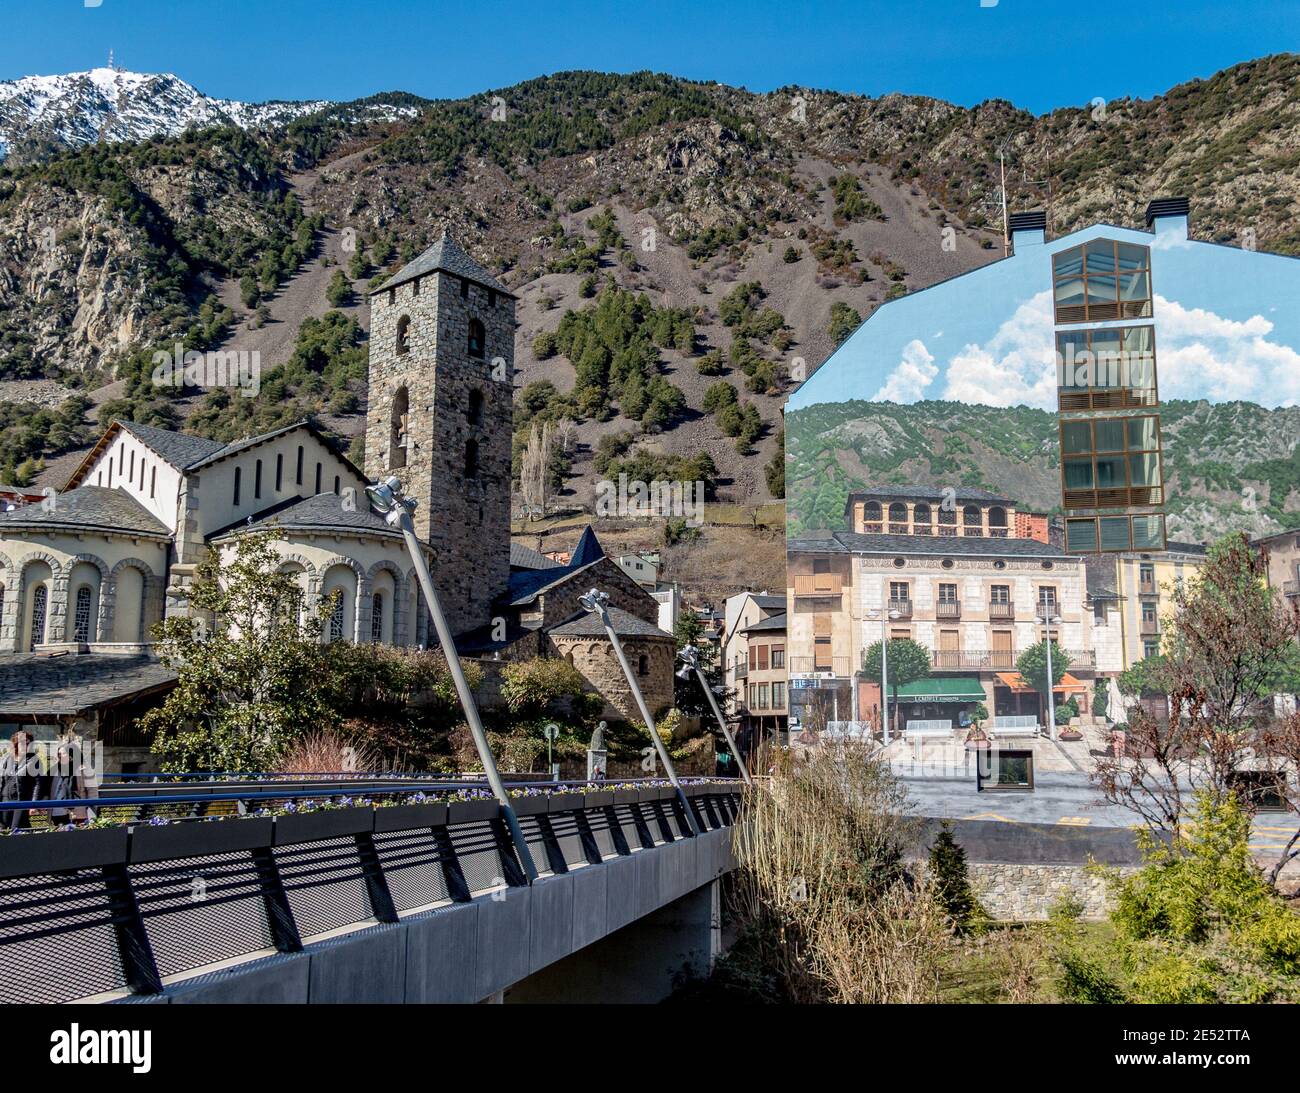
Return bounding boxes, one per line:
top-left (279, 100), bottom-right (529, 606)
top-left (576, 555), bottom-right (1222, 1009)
top-left (1038, 608), bottom-right (1063, 742)
top-left (580, 588), bottom-right (698, 835)
top-left (366, 475), bottom-right (538, 881)
top-left (867, 607), bottom-right (902, 745)
top-left (677, 644), bottom-right (752, 785)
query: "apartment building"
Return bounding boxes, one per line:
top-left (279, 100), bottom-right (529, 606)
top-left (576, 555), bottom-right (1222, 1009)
top-left (1256, 529), bottom-right (1300, 607)
top-left (788, 487), bottom-right (1094, 731)
top-left (722, 591), bottom-right (788, 745)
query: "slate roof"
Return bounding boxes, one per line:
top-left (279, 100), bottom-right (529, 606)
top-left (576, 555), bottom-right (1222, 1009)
top-left (373, 232), bottom-right (513, 298)
top-left (790, 531), bottom-right (1070, 559)
top-left (1084, 554), bottom-right (1119, 601)
top-left (0, 654), bottom-right (177, 719)
top-left (0, 486), bottom-right (170, 538)
top-left (210, 493), bottom-right (400, 541)
top-left (844, 485), bottom-right (1012, 508)
top-left (549, 605), bottom-right (673, 640)
top-left (119, 420), bottom-right (226, 469)
top-left (506, 557), bottom-right (604, 605)
top-left (750, 593), bottom-right (785, 610)
top-left (510, 542), bottom-right (563, 571)
top-left (568, 525), bottom-right (604, 568)
top-left (743, 612), bottom-right (787, 633)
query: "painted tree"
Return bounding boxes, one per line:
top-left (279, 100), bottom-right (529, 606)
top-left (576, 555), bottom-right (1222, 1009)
top-left (862, 638), bottom-right (931, 736)
top-left (1016, 640), bottom-right (1072, 723)
top-left (140, 531), bottom-right (335, 772)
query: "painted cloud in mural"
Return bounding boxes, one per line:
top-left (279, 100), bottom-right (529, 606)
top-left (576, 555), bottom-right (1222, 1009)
top-left (869, 292), bottom-right (1300, 410)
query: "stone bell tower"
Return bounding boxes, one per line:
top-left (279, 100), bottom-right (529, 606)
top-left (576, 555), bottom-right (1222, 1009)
top-left (364, 232), bottom-right (514, 639)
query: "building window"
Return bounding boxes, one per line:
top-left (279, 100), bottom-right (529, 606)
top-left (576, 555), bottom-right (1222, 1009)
top-left (296, 445), bottom-right (304, 486)
top-left (862, 501), bottom-right (882, 529)
top-left (813, 636), bottom-right (832, 670)
top-left (757, 684), bottom-right (770, 709)
top-left (757, 645), bottom-right (769, 670)
top-left (638, 653), bottom-right (649, 676)
top-left (371, 593), bottom-right (384, 643)
top-left (1142, 640), bottom-right (1158, 659)
top-left (73, 585), bottom-right (93, 643)
top-left (233, 466), bottom-right (241, 506)
top-left (888, 581), bottom-right (909, 608)
top-left (913, 502), bottom-right (931, 532)
top-left (329, 595), bottom-right (345, 642)
top-left (772, 682), bottom-right (785, 709)
top-left (29, 584), bottom-right (47, 648)
top-left (990, 584), bottom-right (1010, 604)
top-left (460, 278), bottom-right (469, 299)
top-left (938, 583), bottom-right (958, 604)
top-left (772, 645), bottom-right (785, 669)
top-left (275, 453), bottom-right (283, 492)
top-left (411, 277), bottom-right (420, 297)
top-left (464, 439), bottom-right (479, 478)
top-left (467, 388), bottom-right (484, 426)
top-left (488, 289), bottom-right (497, 308)
top-left (1056, 325), bottom-right (1157, 411)
top-left (1060, 413), bottom-right (1163, 510)
top-left (150, 466), bottom-right (156, 498)
top-left (387, 287), bottom-right (396, 307)
top-left (315, 463), bottom-right (322, 494)
top-left (1053, 238), bottom-right (1151, 324)
top-left (396, 314), bottom-right (411, 356)
top-left (467, 318), bottom-right (486, 359)
top-left (128, 449), bottom-right (135, 481)
top-left (255, 459), bottom-right (263, 499)
top-left (1139, 562), bottom-right (1155, 588)
top-left (390, 387), bottom-right (410, 469)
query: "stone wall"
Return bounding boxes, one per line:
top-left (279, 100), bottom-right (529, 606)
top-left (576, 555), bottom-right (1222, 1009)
top-left (537, 557), bottom-right (662, 628)
top-left (966, 861), bottom-right (1136, 921)
top-left (549, 633), bottom-right (676, 724)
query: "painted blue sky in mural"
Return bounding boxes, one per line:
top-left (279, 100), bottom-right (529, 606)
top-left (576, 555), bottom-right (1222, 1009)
top-left (789, 218), bottom-right (1300, 412)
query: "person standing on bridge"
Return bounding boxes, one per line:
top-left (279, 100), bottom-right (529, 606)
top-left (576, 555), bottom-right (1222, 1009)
top-left (0, 731), bottom-right (43, 831)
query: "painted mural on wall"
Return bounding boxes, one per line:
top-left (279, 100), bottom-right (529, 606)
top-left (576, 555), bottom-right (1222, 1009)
top-left (785, 207), bottom-right (1300, 547)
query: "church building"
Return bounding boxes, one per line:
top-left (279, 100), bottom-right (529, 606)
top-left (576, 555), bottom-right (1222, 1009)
top-left (0, 234), bottom-right (675, 761)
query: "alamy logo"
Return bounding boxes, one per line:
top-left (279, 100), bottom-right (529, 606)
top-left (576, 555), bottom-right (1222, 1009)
top-left (594, 474), bottom-right (704, 526)
top-left (49, 1025), bottom-right (151, 1073)
top-left (151, 343), bottom-right (261, 397)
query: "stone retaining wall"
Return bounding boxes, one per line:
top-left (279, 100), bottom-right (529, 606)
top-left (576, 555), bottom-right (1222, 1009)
top-left (966, 861), bottom-right (1136, 921)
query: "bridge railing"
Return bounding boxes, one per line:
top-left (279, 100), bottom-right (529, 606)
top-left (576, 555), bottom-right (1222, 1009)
top-left (0, 779), bottom-right (743, 1004)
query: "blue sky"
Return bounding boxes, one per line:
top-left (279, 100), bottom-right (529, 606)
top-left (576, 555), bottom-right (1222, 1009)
top-left (2, 0), bottom-right (1297, 113)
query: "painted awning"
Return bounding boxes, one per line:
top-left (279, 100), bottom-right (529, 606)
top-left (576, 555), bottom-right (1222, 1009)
top-left (893, 678), bottom-right (986, 703)
top-left (994, 671), bottom-right (1087, 695)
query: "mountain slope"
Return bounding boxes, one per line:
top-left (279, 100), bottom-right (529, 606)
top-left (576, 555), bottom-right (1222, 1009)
top-left (1, 59), bottom-right (1299, 513)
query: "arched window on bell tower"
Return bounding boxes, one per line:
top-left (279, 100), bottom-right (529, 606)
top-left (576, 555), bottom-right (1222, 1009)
top-left (390, 387), bottom-right (409, 469)
top-left (464, 438), bottom-right (479, 479)
top-left (467, 388), bottom-right (483, 427)
top-left (396, 315), bottom-right (411, 356)
top-left (467, 318), bottom-right (485, 359)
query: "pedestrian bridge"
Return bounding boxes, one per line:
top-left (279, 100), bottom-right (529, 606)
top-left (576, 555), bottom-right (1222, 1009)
top-left (0, 779), bottom-right (742, 1004)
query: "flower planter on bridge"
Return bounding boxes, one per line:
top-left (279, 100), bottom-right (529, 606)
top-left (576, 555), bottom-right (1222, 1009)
top-left (0, 825), bottom-right (127, 879)
top-left (373, 801), bottom-right (449, 832)
top-left (129, 816), bottom-right (274, 863)
top-left (612, 789), bottom-right (639, 806)
top-left (582, 790), bottom-right (614, 809)
top-left (446, 798), bottom-right (500, 825)
top-left (273, 806), bottom-right (375, 845)
top-left (509, 795), bottom-right (552, 817)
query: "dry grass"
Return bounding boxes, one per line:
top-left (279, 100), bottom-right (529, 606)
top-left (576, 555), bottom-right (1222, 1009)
top-left (728, 743), bottom-right (950, 1003)
top-left (279, 729), bottom-right (384, 775)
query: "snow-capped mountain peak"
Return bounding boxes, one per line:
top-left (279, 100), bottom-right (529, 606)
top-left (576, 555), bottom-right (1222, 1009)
top-left (0, 67), bottom-right (334, 161)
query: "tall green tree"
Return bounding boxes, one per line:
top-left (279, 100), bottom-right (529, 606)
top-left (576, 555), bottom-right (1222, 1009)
top-left (1016, 640), bottom-right (1071, 722)
top-left (862, 638), bottom-right (931, 736)
top-left (140, 532), bottom-right (335, 772)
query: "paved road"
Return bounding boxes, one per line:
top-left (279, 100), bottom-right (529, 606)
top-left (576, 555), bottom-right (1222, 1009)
top-left (896, 768), bottom-right (1293, 857)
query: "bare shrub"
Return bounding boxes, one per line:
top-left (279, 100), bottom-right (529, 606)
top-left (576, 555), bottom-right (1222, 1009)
top-left (729, 743), bottom-right (948, 1003)
top-left (280, 729), bottom-right (382, 775)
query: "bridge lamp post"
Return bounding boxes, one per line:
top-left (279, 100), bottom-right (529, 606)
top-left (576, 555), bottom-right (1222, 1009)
top-left (1039, 608), bottom-right (1063, 743)
top-left (867, 607), bottom-right (901, 745)
top-left (677, 644), bottom-right (751, 785)
top-left (365, 475), bottom-right (537, 882)
top-left (579, 588), bottom-right (698, 836)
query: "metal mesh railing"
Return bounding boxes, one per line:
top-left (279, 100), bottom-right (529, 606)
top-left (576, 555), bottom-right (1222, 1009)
top-left (0, 780), bottom-right (743, 1002)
